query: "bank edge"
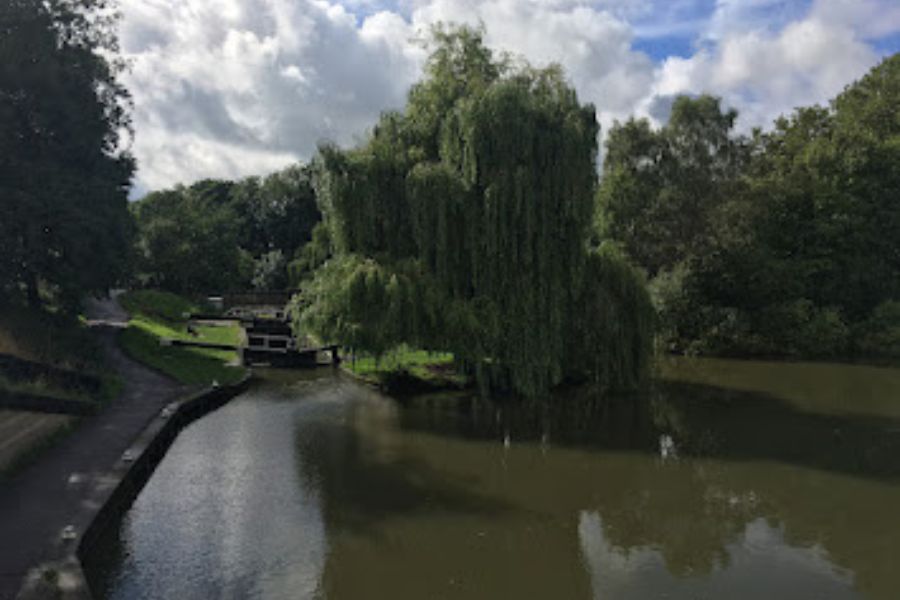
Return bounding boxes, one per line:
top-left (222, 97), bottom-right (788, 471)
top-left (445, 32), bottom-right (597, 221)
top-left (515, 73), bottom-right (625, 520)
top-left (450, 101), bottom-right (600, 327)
top-left (15, 373), bottom-right (253, 600)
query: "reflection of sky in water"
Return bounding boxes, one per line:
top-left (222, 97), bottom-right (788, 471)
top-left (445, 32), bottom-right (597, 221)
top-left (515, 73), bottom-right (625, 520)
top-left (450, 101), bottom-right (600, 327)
top-left (97, 363), bottom-right (900, 600)
top-left (578, 511), bottom-right (860, 600)
top-left (104, 381), bottom-right (338, 600)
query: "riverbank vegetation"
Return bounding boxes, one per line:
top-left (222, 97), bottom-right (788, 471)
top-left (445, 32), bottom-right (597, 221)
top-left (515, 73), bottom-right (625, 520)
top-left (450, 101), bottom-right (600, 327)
top-left (125, 28), bottom-right (900, 396)
top-left (0, 306), bottom-right (117, 479)
top-left (297, 28), bottom-right (654, 398)
top-left (6, 0), bottom-right (899, 400)
top-left (0, 306), bottom-right (120, 401)
top-left (344, 348), bottom-right (463, 393)
top-left (599, 54), bottom-right (900, 360)
top-left (118, 291), bottom-right (245, 385)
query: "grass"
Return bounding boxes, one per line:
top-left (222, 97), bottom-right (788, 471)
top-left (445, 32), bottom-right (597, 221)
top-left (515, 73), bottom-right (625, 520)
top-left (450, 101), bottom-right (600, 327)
top-left (0, 414), bottom-right (80, 480)
top-left (345, 346), bottom-right (466, 389)
top-left (0, 305), bottom-right (121, 404)
top-left (119, 289), bottom-right (200, 322)
top-left (119, 290), bottom-right (246, 386)
top-left (0, 305), bottom-right (103, 369)
top-left (0, 374), bottom-right (88, 402)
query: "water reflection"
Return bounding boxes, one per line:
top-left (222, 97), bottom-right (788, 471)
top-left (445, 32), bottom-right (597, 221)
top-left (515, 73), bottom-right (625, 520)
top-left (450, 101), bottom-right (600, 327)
top-left (578, 512), bottom-right (858, 600)
top-left (308, 375), bottom-right (900, 599)
top-left (92, 360), bottom-right (900, 600)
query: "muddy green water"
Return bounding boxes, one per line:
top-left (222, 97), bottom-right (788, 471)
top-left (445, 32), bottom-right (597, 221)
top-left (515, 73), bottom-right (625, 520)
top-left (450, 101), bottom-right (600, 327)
top-left (89, 358), bottom-right (900, 599)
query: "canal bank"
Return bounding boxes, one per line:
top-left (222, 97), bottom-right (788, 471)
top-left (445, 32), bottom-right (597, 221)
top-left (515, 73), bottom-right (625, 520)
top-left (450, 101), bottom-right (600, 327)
top-left (46, 376), bottom-right (251, 600)
top-left (86, 362), bottom-right (900, 600)
top-left (12, 373), bottom-right (250, 600)
top-left (0, 296), bottom-right (249, 600)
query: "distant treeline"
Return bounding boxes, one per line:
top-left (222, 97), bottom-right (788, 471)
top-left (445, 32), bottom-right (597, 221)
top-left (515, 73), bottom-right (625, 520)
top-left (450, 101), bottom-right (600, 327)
top-left (133, 51), bottom-right (900, 364)
top-left (598, 54), bottom-right (900, 360)
top-left (3, 0), bottom-right (898, 382)
top-left (129, 166), bottom-right (326, 294)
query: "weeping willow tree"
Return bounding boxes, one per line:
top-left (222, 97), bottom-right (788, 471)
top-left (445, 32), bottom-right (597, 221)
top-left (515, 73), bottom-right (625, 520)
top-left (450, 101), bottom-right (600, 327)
top-left (299, 25), bottom-right (653, 397)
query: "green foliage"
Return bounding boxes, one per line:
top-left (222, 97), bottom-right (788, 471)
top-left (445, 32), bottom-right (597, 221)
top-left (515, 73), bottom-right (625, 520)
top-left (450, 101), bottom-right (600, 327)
top-left (230, 164), bottom-right (321, 257)
top-left (252, 250), bottom-right (287, 291)
top-left (601, 53), bottom-right (900, 362)
top-left (0, 305), bottom-right (103, 370)
top-left (288, 222), bottom-right (333, 288)
top-left (0, 305), bottom-right (121, 410)
top-left (119, 290), bottom-right (199, 322)
top-left (132, 163), bottom-right (322, 294)
top-left (344, 347), bottom-right (462, 390)
top-left (118, 326), bottom-right (244, 386)
top-left (598, 95), bottom-right (748, 277)
top-left (301, 25), bottom-right (653, 397)
top-left (131, 184), bottom-right (244, 293)
top-left (118, 291), bottom-right (244, 385)
top-left (856, 301), bottom-right (900, 359)
top-left (298, 256), bottom-right (439, 358)
top-left (0, 0), bottom-right (135, 311)
top-left (406, 24), bottom-right (504, 161)
top-left (569, 245), bottom-right (656, 391)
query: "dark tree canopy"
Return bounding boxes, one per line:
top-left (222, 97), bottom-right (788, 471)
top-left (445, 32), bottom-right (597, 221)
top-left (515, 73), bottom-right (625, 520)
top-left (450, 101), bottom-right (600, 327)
top-left (598, 95), bottom-right (748, 277)
top-left (300, 26), bottom-right (654, 397)
top-left (131, 164), bottom-right (322, 294)
top-left (0, 0), bottom-right (135, 311)
top-left (599, 53), bottom-right (900, 359)
top-left (131, 183), bottom-right (246, 294)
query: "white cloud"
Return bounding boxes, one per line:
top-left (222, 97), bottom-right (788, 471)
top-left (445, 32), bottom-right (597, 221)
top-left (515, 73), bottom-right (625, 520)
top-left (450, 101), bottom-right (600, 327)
top-left (810, 0), bottom-right (900, 39)
top-left (118, 0), bottom-right (898, 193)
top-left (407, 0), bottom-right (656, 134)
top-left (649, 1), bottom-right (881, 130)
top-left (119, 0), bottom-right (426, 192)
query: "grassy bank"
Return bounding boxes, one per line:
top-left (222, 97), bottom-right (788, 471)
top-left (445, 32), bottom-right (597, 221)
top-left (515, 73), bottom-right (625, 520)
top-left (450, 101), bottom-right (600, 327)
top-left (0, 304), bottom-right (121, 478)
top-left (344, 347), bottom-right (467, 393)
top-left (0, 305), bottom-right (102, 369)
top-left (119, 291), bottom-right (246, 386)
top-left (0, 306), bottom-right (120, 402)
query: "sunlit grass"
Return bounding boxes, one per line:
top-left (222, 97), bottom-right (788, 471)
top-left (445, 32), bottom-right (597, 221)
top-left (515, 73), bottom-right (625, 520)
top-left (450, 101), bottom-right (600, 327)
top-left (119, 291), bottom-right (245, 386)
top-left (345, 347), bottom-right (464, 387)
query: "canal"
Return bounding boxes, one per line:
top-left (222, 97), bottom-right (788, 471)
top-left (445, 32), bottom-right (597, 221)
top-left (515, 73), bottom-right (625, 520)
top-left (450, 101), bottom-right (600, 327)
top-left (86, 358), bottom-right (900, 599)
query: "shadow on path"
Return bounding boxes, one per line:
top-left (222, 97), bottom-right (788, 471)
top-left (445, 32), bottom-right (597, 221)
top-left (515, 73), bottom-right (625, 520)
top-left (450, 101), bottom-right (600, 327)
top-left (0, 295), bottom-right (187, 600)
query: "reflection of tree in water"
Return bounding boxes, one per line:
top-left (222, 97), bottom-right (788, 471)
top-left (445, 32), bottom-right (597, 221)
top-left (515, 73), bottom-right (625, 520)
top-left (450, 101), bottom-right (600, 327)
top-left (293, 392), bottom-right (512, 537)
top-left (294, 381), bottom-right (900, 599)
top-left (590, 465), bottom-right (762, 577)
top-left (651, 381), bottom-right (900, 481)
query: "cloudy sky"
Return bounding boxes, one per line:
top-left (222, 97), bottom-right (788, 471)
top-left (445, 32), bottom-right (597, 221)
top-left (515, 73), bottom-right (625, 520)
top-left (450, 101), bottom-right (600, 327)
top-left (118, 0), bottom-right (900, 195)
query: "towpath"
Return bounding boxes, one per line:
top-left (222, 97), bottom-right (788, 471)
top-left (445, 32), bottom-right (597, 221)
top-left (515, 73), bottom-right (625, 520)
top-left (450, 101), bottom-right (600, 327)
top-left (0, 295), bottom-right (186, 599)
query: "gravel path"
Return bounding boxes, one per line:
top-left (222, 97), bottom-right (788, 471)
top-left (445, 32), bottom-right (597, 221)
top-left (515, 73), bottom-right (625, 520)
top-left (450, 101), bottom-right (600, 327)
top-left (0, 295), bottom-right (186, 600)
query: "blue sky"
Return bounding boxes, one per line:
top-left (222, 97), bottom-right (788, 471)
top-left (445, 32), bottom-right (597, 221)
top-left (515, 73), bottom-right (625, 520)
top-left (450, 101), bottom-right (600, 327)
top-left (117, 0), bottom-right (900, 192)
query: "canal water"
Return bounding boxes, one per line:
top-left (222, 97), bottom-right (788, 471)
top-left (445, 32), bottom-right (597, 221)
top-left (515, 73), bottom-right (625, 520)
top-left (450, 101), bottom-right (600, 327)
top-left (87, 358), bottom-right (900, 600)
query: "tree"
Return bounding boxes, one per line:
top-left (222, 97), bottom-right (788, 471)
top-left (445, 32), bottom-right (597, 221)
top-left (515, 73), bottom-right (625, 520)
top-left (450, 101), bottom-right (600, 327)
top-left (612, 54), bottom-right (900, 358)
top-left (252, 250), bottom-right (287, 291)
top-left (300, 25), bottom-right (653, 397)
top-left (130, 164), bottom-right (322, 294)
top-left (230, 165), bottom-right (321, 257)
top-left (131, 182), bottom-right (246, 294)
top-left (288, 221), bottom-right (333, 288)
top-left (0, 0), bottom-right (134, 311)
top-left (598, 95), bottom-right (748, 277)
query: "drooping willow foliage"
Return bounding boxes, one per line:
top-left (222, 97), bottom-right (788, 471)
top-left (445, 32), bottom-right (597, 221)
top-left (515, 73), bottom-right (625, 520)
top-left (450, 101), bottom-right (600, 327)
top-left (298, 25), bottom-right (654, 397)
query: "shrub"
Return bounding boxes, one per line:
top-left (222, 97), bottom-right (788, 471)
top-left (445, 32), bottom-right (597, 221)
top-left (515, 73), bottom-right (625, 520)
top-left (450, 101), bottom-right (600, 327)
top-left (856, 301), bottom-right (900, 358)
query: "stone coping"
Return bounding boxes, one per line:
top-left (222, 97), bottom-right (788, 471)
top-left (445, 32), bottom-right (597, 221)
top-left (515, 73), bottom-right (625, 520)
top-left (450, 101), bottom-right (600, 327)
top-left (16, 374), bottom-right (252, 600)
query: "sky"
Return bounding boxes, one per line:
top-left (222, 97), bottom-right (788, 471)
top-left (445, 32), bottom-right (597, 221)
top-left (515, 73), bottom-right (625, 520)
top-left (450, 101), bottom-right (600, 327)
top-left (118, 0), bottom-right (900, 195)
